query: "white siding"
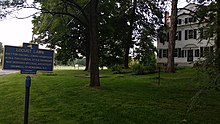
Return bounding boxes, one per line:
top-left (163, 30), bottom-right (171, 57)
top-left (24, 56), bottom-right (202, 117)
top-left (157, 3), bottom-right (214, 66)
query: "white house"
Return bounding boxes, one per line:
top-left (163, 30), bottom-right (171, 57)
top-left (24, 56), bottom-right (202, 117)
top-left (157, 3), bottom-right (214, 67)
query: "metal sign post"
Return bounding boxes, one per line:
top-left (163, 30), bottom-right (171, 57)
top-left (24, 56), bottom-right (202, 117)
top-left (24, 76), bottom-right (31, 124)
top-left (158, 67), bottom-right (161, 86)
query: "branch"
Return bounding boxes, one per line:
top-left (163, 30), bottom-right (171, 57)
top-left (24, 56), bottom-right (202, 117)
top-left (61, 0), bottom-right (89, 24)
top-left (13, 12), bottom-right (40, 19)
top-left (177, 7), bottom-right (212, 23)
top-left (23, 5), bottom-right (88, 27)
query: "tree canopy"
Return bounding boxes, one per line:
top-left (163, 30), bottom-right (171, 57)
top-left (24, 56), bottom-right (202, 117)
top-left (31, 0), bottom-right (164, 67)
top-left (1, 0), bottom-right (166, 86)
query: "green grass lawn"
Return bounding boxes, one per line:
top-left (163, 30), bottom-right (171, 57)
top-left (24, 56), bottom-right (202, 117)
top-left (0, 68), bottom-right (220, 124)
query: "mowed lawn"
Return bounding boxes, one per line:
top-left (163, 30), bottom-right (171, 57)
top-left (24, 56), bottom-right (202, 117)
top-left (0, 68), bottom-right (220, 124)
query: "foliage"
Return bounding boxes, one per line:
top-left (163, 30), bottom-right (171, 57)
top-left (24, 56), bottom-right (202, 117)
top-left (131, 63), bottom-right (146, 75)
top-left (0, 0), bottom-right (26, 19)
top-left (31, 0), bottom-right (164, 67)
top-left (0, 42), bottom-right (3, 53)
top-left (75, 58), bottom-right (86, 66)
top-left (131, 62), bottom-right (156, 75)
top-left (31, 0), bottom-right (90, 65)
top-left (110, 64), bottom-right (124, 74)
top-left (134, 29), bottom-right (157, 73)
top-left (98, 0), bottom-right (164, 67)
top-left (191, 0), bottom-right (220, 90)
top-left (194, 1), bottom-right (217, 41)
top-left (194, 51), bottom-right (220, 90)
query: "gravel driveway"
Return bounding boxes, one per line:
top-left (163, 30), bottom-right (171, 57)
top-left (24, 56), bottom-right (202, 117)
top-left (0, 69), bottom-right (18, 76)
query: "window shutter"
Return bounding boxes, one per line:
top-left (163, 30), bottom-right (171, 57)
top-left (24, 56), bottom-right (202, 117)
top-left (179, 31), bottom-right (182, 40)
top-left (200, 47), bottom-right (204, 57)
top-left (185, 18), bottom-right (188, 24)
top-left (166, 49), bottom-right (168, 58)
top-left (200, 28), bottom-right (203, 39)
top-left (193, 17), bottom-right (197, 22)
top-left (159, 49), bottom-right (162, 58)
top-left (195, 49), bottom-right (199, 57)
top-left (178, 48), bottom-right (181, 57)
top-left (185, 30), bottom-right (188, 40)
top-left (194, 29), bottom-right (197, 39)
top-left (178, 19), bottom-right (182, 25)
top-left (181, 50), bottom-right (184, 58)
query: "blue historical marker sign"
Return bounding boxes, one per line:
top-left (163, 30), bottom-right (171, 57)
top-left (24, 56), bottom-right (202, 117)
top-left (3, 43), bottom-right (54, 74)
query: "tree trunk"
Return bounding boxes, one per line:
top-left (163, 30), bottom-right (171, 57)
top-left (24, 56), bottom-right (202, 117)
top-left (166, 0), bottom-right (178, 73)
top-left (89, 0), bottom-right (100, 87)
top-left (216, 1), bottom-right (220, 73)
top-left (124, 47), bottom-right (130, 68)
top-left (124, 0), bottom-right (137, 68)
top-left (84, 30), bottom-right (90, 71)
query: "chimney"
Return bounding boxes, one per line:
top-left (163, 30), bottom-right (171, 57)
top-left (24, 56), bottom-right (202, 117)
top-left (165, 11), bottom-right (170, 26)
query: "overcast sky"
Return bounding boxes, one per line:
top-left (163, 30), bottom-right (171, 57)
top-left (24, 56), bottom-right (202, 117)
top-left (0, 1), bottom-right (188, 47)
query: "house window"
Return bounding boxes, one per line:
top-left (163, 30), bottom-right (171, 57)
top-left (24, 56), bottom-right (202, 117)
top-left (195, 49), bottom-right (199, 57)
top-left (199, 28), bottom-right (213, 40)
top-left (189, 17), bottom-right (193, 23)
top-left (199, 28), bottom-right (208, 40)
top-left (188, 30), bottom-right (194, 39)
top-left (199, 28), bottom-right (204, 39)
top-left (176, 31), bottom-right (182, 41)
top-left (174, 49), bottom-right (178, 57)
top-left (204, 47), bottom-right (209, 52)
top-left (185, 17), bottom-right (196, 24)
top-left (185, 29), bottom-right (197, 40)
top-left (163, 49), bottom-right (168, 58)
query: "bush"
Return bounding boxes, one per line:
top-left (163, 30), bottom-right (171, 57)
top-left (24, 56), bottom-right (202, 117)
top-left (145, 64), bottom-right (156, 73)
top-left (131, 63), bottom-right (146, 75)
top-left (111, 64), bottom-right (124, 74)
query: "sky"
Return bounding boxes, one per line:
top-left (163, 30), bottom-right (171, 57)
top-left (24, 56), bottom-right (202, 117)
top-left (0, 0), bottom-right (37, 47)
top-left (0, 14), bottom-right (34, 46)
top-left (0, 0), bottom-right (188, 47)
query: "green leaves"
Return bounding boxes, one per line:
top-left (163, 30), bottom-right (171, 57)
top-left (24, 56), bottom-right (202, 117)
top-left (31, 0), bottom-right (164, 67)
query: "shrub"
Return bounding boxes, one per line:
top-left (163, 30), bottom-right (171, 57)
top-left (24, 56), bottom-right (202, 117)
top-left (131, 63), bottom-right (146, 75)
top-left (145, 64), bottom-right (157, 73)
top-left (111, 64), bottom-right (124, 74)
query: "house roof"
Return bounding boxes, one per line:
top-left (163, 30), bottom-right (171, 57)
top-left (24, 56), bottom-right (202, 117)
top-left (181, 3), bottom-right (197, 9)
top-left (178, 3), bottom-right (198, 14)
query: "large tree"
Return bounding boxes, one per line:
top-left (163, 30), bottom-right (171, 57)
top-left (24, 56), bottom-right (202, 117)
top-left (124, 0), bottom-right (137, 68)
top-left (216, 1), bottom-right (220, 72)
top-left (88, 0), bottom-right (100, 86)
top-left (31, 0), bottom-right (100, 86)
top-left (167, 0), bottom-right (178, 73)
